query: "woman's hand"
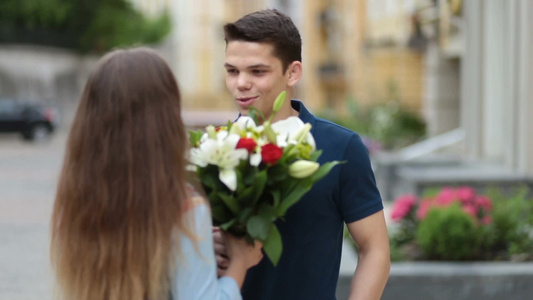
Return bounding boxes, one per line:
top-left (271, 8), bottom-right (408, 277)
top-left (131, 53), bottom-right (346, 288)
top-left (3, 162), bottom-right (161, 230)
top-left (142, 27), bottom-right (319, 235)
top-left (214, 229), bottom-right (263, 288)
top-left (213, 227), bottom-right (229, 277)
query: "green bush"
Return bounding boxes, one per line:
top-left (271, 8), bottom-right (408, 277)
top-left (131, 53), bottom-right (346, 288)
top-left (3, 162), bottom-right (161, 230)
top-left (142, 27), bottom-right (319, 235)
top-left (483, 187), bottom-right (533, 260)
top-left (387, 186), bottom-right (533, 262)
top-left (366, 102), bottom-right (426, 149)
top-left (0, 0), bottom-right (171, 53)
top-left (416, 203), bottom-right (481, 260)
top-left (317, 82), bottom-right (426, 151)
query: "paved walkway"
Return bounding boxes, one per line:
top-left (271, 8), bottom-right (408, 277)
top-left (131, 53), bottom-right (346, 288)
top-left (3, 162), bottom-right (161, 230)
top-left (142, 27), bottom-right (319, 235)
top-left (0, 130), bottom-right (66, 300)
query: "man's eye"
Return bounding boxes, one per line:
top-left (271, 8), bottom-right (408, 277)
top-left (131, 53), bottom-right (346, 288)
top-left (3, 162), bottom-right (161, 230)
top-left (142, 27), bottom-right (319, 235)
top-left (226, 69), bottom-right (238, 74)
top-left (252, 70), bottom-right (266, 75)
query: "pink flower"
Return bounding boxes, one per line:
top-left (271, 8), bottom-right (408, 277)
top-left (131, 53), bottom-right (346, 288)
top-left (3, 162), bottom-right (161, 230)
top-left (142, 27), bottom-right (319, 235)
top-left (475, 195), bottom-right (492, 212)
top-left (417, 199), bottom-right (435, 220)
top-left (390, 195), bottom-right (417, 221)
top-left (435, 187), bottom-right (457, 206)
top-left (462, 203), bottom-right (478, 217)
top-left (481, 215), bottom-right (492, 225)
top-left (456, 186), bottom-right (476, 204)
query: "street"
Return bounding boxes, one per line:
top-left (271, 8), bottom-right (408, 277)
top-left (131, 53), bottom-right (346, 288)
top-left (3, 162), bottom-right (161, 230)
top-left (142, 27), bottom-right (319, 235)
top-left (0, 130), bottom-right (67, 300)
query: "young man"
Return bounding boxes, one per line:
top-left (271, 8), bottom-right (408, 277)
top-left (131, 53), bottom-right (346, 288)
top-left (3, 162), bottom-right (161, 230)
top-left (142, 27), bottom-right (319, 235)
top-left (215, 9), bottom-right (390, 300)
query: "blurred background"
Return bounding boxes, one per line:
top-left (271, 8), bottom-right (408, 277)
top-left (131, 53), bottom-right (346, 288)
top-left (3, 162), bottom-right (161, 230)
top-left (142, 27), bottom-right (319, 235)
top-left (1, 0), bottom-right (532, 299)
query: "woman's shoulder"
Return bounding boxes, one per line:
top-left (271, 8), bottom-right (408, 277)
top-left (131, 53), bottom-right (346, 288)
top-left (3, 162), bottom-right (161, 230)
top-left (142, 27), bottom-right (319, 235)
top-left (184, 184), bottom-right (207, 212)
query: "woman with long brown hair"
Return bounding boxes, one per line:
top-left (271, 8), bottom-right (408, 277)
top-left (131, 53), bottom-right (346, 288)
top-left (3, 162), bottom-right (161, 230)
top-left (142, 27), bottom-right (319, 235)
top-left (50, 47), bottom-right (263, 300)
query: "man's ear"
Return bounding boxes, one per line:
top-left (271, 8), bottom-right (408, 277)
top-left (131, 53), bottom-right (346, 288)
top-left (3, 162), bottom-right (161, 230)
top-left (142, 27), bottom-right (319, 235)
top-left (286, 61), bottom-right (302, 87)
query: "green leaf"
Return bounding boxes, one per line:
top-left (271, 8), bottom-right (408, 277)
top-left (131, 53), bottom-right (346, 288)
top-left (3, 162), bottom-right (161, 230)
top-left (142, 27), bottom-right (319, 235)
top-left (279, 178), bottom-right (298, 198)
top-left (240, 163), bottom-right (258, 186)
top-left (276, 180), bottom-right (313, 216)
top-left (211, 204), bottom-right (232, 224)
top-left (219, 219), bottom-right (236, 230)
top-left (198, 165), bottom-right (225, 190)
top-left (267, 164), bottom-right (289, 183)
top-left (271, 190), bottom-right (281, 208)
top-left (235, 168), bottom-right (243, 191)
top-left (207, 191), bottom-right (222, 205)
top-left (237, 207), bottom-right (254, 223)
top-left (309, 161), bottom-right (344, 182)
top-left (226, 120), bottom-right (233, 132)
top-left (237, 186), bottom-right (256, 206)
top-left (248, 107), bottom-right (265, 123)
top-left (251, 170), bottom-right (268, 205)
top-left (263, 225), bottom-right (283, 266)
top-left (188, 129), bottom-right (204, 147)
top-left (310, 149), bottom-right (323, 161)
top-left (259, 203), bottom-right (277, 221)
top-left (246, 214), bottom-right (272, 241)
top-left (219, 193), bottom-right (241, 216)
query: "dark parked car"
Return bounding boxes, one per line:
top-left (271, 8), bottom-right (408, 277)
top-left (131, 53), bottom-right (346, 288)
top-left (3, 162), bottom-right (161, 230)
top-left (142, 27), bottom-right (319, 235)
top-left (0, 98), bottom-right (59, 141)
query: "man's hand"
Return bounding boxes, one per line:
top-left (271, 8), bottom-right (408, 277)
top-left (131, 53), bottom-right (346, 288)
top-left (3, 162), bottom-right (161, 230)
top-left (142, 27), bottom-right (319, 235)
top-left (213, 227), bottom-right (230, 277)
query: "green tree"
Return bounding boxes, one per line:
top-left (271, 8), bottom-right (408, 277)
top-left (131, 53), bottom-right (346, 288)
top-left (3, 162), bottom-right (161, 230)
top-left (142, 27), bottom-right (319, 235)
top-left (0, 0), bottom-right (171, 52)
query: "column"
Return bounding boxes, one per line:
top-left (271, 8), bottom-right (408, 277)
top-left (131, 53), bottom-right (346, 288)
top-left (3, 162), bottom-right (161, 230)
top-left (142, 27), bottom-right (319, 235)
top-left (460, 0), bottom-right (484, 160)
top-left (517, 0), bottom-right (533, 173)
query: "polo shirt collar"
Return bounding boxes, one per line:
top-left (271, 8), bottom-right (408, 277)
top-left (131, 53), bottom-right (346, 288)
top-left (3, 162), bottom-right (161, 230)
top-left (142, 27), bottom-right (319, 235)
top-left (291, 100), bottom-right (317, 135)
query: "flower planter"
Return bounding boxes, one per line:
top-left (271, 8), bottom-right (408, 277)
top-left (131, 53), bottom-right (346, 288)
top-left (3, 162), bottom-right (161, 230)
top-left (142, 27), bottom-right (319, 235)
top-left (336, 244), bottom-right (533, 300)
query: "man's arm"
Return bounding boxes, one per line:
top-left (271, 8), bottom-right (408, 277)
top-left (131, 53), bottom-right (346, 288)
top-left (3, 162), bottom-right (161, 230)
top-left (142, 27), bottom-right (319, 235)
top-left (346, 210), bottom-right (390, 300)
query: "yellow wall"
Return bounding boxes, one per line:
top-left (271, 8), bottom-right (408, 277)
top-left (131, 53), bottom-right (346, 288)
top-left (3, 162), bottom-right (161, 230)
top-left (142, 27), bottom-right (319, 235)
top-left (301, 0), bottom-right (425, 115)
top-left (353, 49), bottom-right (424, 111)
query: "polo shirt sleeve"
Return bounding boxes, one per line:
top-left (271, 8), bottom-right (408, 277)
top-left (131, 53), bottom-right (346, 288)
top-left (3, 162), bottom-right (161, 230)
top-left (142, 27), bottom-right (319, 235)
top-left (338, 134), bottom-right (383, 224)
top-left (171, 204), bottom-right (242, 300)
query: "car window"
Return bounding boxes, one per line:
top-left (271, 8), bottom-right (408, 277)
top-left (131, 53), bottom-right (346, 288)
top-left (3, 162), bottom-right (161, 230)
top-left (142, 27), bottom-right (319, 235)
top-left (0, 101), bottom-right (24, 115)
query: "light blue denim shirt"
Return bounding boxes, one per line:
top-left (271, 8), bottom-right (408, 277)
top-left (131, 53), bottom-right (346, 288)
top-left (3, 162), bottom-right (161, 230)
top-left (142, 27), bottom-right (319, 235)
top-left (171, 204), bottom-right (241, 300)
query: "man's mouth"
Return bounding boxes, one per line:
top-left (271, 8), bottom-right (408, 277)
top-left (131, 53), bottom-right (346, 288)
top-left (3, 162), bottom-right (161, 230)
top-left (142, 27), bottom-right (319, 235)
top-left (236, 96), bottom-right (258, 107)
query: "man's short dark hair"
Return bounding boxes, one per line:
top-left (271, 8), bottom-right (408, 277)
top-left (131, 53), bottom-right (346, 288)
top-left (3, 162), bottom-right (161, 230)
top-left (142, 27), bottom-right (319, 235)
top-left (223, 9), bottom-right (302, 72)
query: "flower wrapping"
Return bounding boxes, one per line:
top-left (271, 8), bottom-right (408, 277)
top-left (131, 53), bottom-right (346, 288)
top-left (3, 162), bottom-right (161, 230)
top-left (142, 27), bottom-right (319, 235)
top-left (188, 92), bottom-right (341, 265)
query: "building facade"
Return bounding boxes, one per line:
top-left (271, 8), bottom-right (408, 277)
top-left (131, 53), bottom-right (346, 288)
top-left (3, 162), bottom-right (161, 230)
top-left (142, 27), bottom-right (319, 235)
top-left (461, 0), bottom-right (533, 173)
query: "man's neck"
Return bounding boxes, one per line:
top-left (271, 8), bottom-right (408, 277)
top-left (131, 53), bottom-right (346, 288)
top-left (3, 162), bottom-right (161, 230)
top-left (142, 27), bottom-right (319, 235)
top-left (269, 107), bottom-right (299, 123)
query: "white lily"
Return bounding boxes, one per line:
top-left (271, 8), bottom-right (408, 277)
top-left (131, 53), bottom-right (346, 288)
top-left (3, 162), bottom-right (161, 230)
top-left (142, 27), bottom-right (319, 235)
top-left (234, 116), bottom-right (257, 131)
top-left (190, 130), bottom-right (248, 191)
top-left (271, 116), bottom-right (316, 149)
top-left (250, 153), bottom-right (262, 167)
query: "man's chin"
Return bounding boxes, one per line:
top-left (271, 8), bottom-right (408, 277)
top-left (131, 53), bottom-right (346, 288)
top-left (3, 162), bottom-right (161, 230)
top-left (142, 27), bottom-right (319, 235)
top-left (235, 103), bottom-right (252, 115)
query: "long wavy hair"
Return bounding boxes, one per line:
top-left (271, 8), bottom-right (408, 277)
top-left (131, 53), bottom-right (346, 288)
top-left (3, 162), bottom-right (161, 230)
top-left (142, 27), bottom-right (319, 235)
top-left (51, 47), bottom-right (191, 300)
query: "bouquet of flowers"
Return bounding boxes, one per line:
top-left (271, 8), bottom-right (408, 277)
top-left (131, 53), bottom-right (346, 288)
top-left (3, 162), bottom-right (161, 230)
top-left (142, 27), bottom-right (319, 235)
top-left (188, 92), bottom-right (341, 265)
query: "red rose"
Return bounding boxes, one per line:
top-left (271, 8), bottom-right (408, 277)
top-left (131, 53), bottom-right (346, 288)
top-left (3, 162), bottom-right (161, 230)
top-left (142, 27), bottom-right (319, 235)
top-left (236, 138), bottom-right (257, 153)
top-left (261, 143), bottom-right (283, 165)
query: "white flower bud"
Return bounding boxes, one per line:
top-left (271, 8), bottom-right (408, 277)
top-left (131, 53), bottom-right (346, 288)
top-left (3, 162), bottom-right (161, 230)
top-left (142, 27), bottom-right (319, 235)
top-left (293, 123), bottom-right (312, 144)
top-left (289, 160), bottom-right (319, 178)
top-left (273, 91), bottom-right (287, 113)
top-left (206, 125), bottom-right (217, 139)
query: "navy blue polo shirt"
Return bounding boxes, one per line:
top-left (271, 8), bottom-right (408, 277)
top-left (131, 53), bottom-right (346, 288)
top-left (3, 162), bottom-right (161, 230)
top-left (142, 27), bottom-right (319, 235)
top-left (241, 100), bottom-right (383, 300)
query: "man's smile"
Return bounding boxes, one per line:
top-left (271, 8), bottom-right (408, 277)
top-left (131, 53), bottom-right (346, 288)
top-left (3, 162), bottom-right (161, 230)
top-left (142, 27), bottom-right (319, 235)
top-left (236, 96), bottom-right (259, 107)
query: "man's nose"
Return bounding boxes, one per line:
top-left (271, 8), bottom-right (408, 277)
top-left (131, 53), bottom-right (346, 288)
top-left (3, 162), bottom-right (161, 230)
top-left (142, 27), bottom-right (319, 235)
top-left (237, 74), bottom-right (251, 90)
